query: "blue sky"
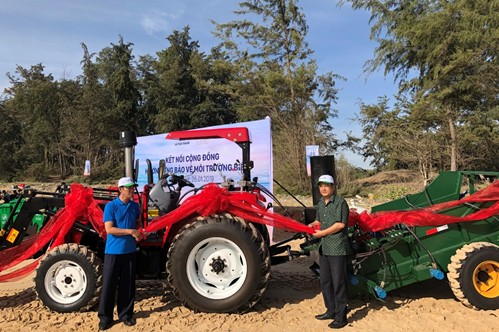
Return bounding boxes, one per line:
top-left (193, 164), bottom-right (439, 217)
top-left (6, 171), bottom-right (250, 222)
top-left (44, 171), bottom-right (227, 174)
top-left (0, 0), bottom-right (399, 169)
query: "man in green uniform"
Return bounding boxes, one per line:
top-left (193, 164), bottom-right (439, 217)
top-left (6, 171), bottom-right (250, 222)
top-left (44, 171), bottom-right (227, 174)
top-left (309, 174), bottom-right (350, 329)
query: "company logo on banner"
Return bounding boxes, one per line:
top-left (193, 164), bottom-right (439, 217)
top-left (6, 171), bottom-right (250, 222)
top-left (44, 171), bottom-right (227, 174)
top-left (135, 117), bottom-right (273, 198)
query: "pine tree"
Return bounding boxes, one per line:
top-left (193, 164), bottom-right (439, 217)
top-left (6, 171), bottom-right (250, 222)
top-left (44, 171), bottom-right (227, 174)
top-left (214, 0), bottom-right (343, 193)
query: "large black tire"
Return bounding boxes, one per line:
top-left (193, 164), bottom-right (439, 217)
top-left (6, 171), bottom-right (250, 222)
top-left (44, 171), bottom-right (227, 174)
top-left (447, 242), bottom-right (499, 310)
top-left (166, 213), bottom-right (271, 313)
top-left (34, 243), bottom-right (103, 312)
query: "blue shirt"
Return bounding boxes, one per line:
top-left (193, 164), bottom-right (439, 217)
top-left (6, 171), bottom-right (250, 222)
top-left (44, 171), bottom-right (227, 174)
top-left (103, 197), bottom-right (140, 255)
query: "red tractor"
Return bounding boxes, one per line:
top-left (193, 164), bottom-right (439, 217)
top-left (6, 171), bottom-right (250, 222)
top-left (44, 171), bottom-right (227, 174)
top-left (4, 129), bottom-right (497, 313)
top-left (5, 128), bottom-right (312, 313)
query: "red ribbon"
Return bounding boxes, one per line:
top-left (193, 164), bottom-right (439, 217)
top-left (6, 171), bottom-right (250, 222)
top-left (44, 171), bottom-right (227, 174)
top-left (351, 180), bottom-right (499, 232)
top-left (1, 183), bottom-right (312, 282)
top-left (0, 184), bottom-right (104, 282)
top-left (144, 184), bottom-right (314, 234)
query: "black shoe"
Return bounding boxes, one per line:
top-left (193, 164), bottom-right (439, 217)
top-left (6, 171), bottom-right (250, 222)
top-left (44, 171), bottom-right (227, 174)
top-left (98, 322), bottom-right (112, 331)
top-left (315, 312), bottom-right (334, 320)
top-left (122, 317), bottom-right (136, 326)
top-left (328, 321), bottom-right (348, 329)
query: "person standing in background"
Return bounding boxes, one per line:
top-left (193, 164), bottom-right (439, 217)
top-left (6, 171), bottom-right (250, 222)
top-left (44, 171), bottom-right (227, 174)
top-left (308, 174), bottom-right (351, 329)
top-left (98, 177), bottom-right (143, 330)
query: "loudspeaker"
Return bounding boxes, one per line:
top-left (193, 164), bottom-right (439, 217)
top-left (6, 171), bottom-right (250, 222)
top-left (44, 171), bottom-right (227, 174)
top-left (310, 155), bottom-right (336, 205)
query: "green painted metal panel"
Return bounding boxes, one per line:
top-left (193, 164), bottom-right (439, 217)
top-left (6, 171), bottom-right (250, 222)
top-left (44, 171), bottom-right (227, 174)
top-left (371, 171), bottom-right (463, 212)
top-left (0, 199), bottom-right (45, 231)
top-left (0, 205), bottom-right (12, 228)
top-left (349, 171), bottom-right (499, 298)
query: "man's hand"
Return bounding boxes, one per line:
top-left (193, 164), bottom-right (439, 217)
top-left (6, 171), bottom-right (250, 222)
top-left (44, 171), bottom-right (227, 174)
top-left (130, 229), bottom-right (143, 242)
top-left (308, 220), bottom-right (320, 230)
top-left (314, 221), bottom-right (345, 239)
top-left (313, 229), bottom-right (326, 238)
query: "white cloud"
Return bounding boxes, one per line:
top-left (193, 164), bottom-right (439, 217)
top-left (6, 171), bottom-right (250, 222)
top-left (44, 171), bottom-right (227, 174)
top-left (141, 11), bottom-right (182, 36)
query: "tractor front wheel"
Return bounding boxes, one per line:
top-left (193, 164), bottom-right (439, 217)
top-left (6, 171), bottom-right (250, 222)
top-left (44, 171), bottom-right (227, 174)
top-left (34, 243), bottom-right (102, 312)
top-left (447, 242), bottom-right (499, 310)
top-left (166, 214), bottom-right (270, 313)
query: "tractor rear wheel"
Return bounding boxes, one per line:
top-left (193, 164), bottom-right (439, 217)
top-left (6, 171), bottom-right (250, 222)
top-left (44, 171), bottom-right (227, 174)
top-left (166, 214), bottom-right (270, 313)
top-left (447, 242), bottom-right (499, 310)
top-left (34, 243), bottom-right (103, 312)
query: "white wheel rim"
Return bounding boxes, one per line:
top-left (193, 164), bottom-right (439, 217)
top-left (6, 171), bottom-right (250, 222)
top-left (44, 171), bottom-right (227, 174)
top-left (186, 237), bottom-right (247, 300)
top-left (44, 260), bottom-right (88, 304)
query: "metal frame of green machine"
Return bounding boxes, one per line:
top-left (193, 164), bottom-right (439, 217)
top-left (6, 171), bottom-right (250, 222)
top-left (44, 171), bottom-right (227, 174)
top-left (347, 171), bottom-right (499, 310)
top-left (1, 199), bottom-right (44, 231)
top-left (0, 191), bottom-right (65, 249)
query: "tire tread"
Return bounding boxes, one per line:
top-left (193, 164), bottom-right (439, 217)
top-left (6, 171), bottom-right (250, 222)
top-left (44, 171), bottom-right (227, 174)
top-left (447, 242), bottom-right (499, 310)
top-left (166, 214), bottom-right (270, 313)
top-left (34, 243), bottom-right (102, 312)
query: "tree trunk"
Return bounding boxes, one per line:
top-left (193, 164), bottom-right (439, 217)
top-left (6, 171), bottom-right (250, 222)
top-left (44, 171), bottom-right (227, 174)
top-left (446, 106), bottom-right (457, 171)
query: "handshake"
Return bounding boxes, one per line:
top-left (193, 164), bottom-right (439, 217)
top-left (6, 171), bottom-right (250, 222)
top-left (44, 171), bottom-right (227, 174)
top-left (131, 228), bottom-right (149, 241)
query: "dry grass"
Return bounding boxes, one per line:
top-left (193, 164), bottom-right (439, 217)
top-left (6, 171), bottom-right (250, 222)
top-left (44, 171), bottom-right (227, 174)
top-left (1, 170), bottom-right (425, 210)
top-left (351, 170), bottom-right (425, 202)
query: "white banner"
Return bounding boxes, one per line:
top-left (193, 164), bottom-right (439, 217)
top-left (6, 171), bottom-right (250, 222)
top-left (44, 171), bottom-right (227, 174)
top-left (84, 160), bottom-right (91, 176)
top-left (136, 117), bottom-right (273, 196)
top-left (306, 145), bottom-right (319, 177)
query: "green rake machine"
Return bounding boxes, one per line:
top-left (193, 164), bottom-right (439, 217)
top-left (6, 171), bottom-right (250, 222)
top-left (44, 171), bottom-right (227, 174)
top-left (330, 171), bottom-right (499, 310)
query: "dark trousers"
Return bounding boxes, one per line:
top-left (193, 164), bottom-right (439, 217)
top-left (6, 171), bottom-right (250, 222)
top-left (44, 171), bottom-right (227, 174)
top-left (319, 254), bottom-right (348, 323)
top-left (98, 252), bottom-right (136, 324)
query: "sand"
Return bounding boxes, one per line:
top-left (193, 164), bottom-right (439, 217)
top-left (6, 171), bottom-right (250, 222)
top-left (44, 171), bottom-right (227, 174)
top-left (1, 246), bottom-right (497, 332)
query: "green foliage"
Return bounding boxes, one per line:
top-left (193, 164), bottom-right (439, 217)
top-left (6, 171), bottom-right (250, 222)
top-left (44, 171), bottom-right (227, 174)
top-left (22, 162), bottom-right (51, 182)
top-left (151, 27), bottom-right (238, 133)
top-left (346, 0), bottom-right (499, 172)
top-left (97, 36), bottom-right (142, 133)
top-left (0, 101), bottom-right (22, 180)
top-left (335, 155), bottom-right (371, 197)
top-left (1, 0), bottom-right (497, 192)
top-left (4, 64), bottom-right (64, 178)
top-left (214, 0), bottom-right (344, 193)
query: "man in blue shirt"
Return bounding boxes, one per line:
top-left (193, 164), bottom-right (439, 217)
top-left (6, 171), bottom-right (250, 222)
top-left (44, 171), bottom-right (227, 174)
top-left (309, 174), bottom-right (351, 329)
top-left (98, 177), bottom-right (143, 330)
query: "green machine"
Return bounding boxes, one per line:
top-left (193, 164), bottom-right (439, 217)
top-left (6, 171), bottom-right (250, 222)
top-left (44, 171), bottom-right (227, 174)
top-left (1, 199), bottom-right (44, 230)
top-left (344, 171), bottom-right (499, 310)
top-left (0, 191), bottom-right (65, 249)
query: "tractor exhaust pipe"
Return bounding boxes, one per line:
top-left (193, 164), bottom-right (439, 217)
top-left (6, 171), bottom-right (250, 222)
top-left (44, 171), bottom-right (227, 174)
top-left (119, 131), bottom-right (137, 179)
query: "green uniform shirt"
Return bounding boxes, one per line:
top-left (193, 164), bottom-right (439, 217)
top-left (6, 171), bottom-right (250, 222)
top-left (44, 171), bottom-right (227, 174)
top-left (317, 194), bottom-right (351, 256)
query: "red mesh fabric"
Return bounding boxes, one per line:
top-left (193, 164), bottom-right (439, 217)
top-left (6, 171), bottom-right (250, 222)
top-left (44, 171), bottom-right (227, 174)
top-left (0, 183), bottom-right (104, 282)
top-left (4, 180), bottom-right (496, 281)
top-left (352, 180), bottom-right (499, 232)
top-left (1, 183), bottom-right (314, 282)
top-left (348, 209), bottom-right (361, 227)
top-left (144, 184), bottom-right (315, 234)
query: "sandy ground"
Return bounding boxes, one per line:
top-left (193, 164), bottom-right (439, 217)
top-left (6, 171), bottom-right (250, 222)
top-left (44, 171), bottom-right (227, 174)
top-left (1, 245), bottom-right (498, 332)
top-left (1, 182), bottom-right (498, 331)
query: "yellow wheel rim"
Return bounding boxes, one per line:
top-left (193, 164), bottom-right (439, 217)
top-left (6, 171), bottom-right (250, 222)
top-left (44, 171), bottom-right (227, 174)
top-left (472, 260), bottom-right (499, 298)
